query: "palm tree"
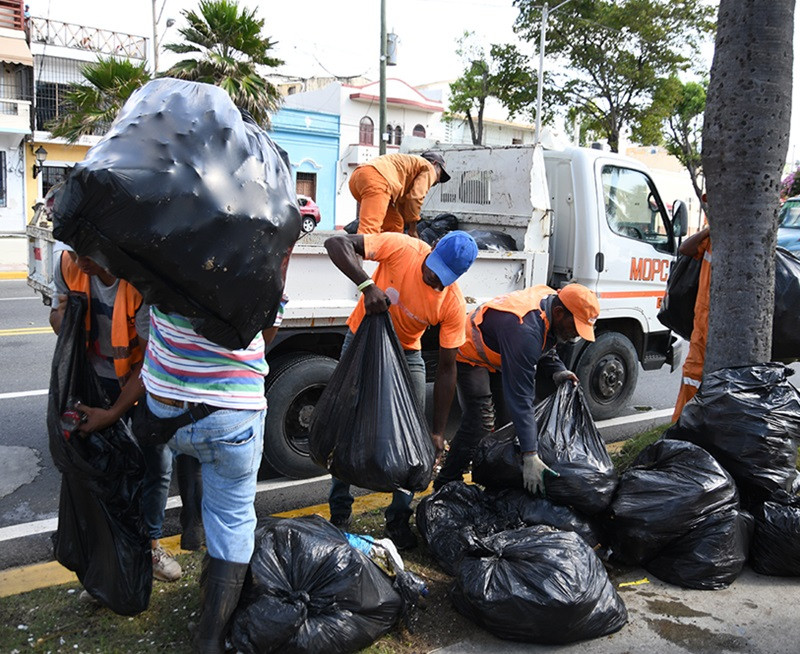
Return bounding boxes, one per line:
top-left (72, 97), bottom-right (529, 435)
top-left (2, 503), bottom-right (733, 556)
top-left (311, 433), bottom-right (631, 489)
top-left (47, 57), bottom-right (152, 142)
top-left (163, 0), bottom-right (284, 127)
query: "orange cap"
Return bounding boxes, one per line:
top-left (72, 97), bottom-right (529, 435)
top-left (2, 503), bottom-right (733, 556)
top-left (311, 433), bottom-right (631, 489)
top-left (558, 284), bottom-right (600, 342)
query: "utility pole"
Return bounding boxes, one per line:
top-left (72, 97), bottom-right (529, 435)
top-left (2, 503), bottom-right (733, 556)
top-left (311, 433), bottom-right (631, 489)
top-left (151, 0), bottom-right (159, 73)
top-left (379, 0), bottom-right (387, 155)
top-left (535, 0), bottom-right (572, 145)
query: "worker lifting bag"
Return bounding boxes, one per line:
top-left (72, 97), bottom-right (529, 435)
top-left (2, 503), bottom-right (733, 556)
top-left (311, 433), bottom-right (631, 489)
top-left (309, 313), bottom-right (435, 493)
top-left (450, 526), bottom-right (627, 644)
top-left (51, 78), bottom-right (301, 350)
top-left (47, 292), bottom-right (152, 616)
top-left (230, 516), bottom-right (403, 654)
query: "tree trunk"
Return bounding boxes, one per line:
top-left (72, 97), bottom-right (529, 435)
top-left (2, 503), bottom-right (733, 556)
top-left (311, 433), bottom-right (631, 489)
top-left (701, 0), bottom-right (793, 372)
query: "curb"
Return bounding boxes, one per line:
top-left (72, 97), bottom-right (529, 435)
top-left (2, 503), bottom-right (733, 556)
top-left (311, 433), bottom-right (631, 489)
top-left (0, 271), bottom-right (27, 280)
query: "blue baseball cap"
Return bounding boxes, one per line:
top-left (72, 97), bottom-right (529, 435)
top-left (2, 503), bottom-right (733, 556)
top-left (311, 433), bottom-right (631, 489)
top-left (425, 231), bottom-right (478, 287)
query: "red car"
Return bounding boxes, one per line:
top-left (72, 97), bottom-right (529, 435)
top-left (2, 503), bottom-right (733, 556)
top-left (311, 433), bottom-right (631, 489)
top-left (297, 195), bottom-right (321, 233)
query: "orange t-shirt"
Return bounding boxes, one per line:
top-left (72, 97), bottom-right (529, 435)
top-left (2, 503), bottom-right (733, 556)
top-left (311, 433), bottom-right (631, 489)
top-left (346, 233), bottom-right (467, 351)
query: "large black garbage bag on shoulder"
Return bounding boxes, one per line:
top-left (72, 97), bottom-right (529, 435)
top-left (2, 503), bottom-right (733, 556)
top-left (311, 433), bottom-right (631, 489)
top-left (666, 364), bottom-right (800, 506)
top-left (450, 526), bottom-right (627, 644)
top-left (309, 313), bottom-right (435, 492)
top-left (230, 516), bottom-right (402, 654)
top-left (47, 293), bottom-right (151, 616)
top-left (52, 79), bottom-right (301, 350)
top-left (645, 509), bottom-right (753, 590)
top-left (656, 252), bottom-right (702, 339)
top-left (608, 439), bottom-right (739, 567)
top-left (472, 384), bottom-right (617, 515)
top-left (416, 482), bottom-right (602, 575)
top-left (750, 491), bottom-right (800, 576)
top-left (772, 247), bottom-right (800, 360)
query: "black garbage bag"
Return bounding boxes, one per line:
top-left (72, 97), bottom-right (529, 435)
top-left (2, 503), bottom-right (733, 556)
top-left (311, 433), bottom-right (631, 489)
top-left (47, 293), bottom-right (151, 616)
top-left (416, 482), bottom-right (602, 575)
top-left (656, 252), bottom-right (702, 339)
top-left (750, 491), bottom-right (800, 576)
top-left (343, 218), bottom-right (360, 234)
top-left (418, 213), bottom-right (459, 245)
top-left (645, 509), bottom-right (753, 590)
top-left (465, 229), bottom-right (518, 252)
top-left (666, 364), bottom-right (800, 506)
top-left (472, 385), bottom-right (617, 515)
top-left (607, 439), bottom-right (739, 566)
top-left (309, 313), bottom-right (435, 492)
top-left (230, 516), bottom-right (403, 654)
top-left (450, 526), bottom-right (627, 644)
top-left (52, 79), bottom-right (301, 350)
top-left (772, 247), bottom-right (800, 360)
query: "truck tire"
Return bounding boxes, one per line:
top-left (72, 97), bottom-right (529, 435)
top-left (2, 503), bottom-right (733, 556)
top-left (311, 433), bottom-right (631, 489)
top-left (575, 332), bottom-right (638, 421)
top-left (262, 353), bottom-right (338, 479)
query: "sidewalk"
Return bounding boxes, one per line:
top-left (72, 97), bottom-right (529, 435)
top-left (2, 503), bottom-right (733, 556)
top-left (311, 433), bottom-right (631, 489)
top-left (0, 234), bottom-right (27, 278)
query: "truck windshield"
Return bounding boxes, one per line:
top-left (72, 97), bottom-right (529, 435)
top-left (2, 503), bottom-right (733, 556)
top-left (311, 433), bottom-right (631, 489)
top-left (779, 201), bottom-right (800, 228)
top-left (601, 165), bottom-right (671, 251)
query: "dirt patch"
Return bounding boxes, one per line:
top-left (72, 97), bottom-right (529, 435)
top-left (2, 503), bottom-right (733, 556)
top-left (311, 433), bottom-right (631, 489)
top-left (645, 599), bottom-right (711, 618)
top-left (645, 618), bottom-right (749, 653)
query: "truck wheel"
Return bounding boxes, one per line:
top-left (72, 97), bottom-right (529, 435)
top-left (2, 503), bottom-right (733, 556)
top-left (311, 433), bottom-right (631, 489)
top-left (262, 353), bottom-right (338, 479)
top-left (575, 332), bottom-right (638, 421)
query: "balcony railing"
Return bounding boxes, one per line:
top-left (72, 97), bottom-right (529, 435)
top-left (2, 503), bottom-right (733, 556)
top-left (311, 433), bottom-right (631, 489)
top-left (0, 0), bottom-right (23, 31)
top-left (28, 16), bottom-right (147, 60)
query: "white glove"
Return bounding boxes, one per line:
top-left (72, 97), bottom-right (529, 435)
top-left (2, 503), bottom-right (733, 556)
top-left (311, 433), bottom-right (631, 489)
top-left (522, 452), bottom-right (558, 496)
top-left (553, 369), bottom-right (579, 386)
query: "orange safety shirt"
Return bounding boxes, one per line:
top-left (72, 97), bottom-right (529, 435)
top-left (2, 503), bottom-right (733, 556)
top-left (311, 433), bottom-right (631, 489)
top-left (362, 154), bottom-right (438, 225)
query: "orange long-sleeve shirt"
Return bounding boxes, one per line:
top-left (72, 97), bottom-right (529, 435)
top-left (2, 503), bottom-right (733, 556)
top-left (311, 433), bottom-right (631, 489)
top-left (362, 153), bottom-right (438, 225)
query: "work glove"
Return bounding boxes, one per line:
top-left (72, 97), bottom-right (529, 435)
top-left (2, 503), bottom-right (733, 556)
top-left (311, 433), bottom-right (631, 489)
top-left (522, 452), bottom-right (559, 496)
top-left (553, 369), bottom-right (579, 386)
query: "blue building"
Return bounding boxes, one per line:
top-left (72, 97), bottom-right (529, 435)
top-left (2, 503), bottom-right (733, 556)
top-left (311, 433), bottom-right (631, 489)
top-left (269, 107), bottom-right (339, 230)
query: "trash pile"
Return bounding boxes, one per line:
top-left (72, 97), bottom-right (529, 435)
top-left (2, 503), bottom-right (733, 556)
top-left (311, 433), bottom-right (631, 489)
top-left (230, 516), bottom-right (426, 654)
top-left (52, 78), bottom-right (301, 350)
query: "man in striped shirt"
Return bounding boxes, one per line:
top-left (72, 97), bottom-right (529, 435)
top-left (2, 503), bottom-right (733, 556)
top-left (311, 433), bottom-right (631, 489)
top-left (140, 296), bottom-right (286, 654)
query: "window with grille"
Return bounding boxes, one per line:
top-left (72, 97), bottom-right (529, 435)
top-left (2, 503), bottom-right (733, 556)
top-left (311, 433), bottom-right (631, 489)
top-left (394, 126), bottom-right (402, 145)
top-left (0, 151), bottom-right (6, 207)
top-left (359, 116), bottom-right (374, 145)
top-left (412, 124), bottom-right (426, 137)
top-left (42, 165), bottom-right (69, 198)
top-left (296, 172), bottom-right (317, 199)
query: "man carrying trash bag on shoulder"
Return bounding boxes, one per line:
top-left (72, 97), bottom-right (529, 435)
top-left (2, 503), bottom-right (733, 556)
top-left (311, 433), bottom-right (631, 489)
top-left (324, 230), bottom-right (478, 549)
top-left (433, 284), bottom-right (600, 495)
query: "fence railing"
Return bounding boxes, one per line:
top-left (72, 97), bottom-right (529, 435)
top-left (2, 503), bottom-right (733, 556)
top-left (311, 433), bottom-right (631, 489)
top-left (0, 0), bottom-right (23, 31)
top-left (28, 16), bottom-right (147, 60)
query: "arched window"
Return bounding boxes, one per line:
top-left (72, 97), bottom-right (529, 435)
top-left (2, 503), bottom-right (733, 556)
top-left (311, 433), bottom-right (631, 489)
top-left (359, 116), bottom-right (374, 145)
top-left (394, 125), bottom-right (403, 145)
top-left (413, 124), bottom-right (426, 137)
top-left (386, 124), bottom-right (393, 142)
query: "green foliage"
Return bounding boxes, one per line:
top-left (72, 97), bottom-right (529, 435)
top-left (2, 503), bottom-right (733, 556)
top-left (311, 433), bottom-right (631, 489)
top-left (513, 0), bottom-right (715, 152)
top-left (46, 57), bottom-right (152, 142)
top-left (609, 423), bottom-right (670, 473)
top-left (164, 0), bottom-right (284, 127)
top-left (446, 32), bottom-right (539, 145)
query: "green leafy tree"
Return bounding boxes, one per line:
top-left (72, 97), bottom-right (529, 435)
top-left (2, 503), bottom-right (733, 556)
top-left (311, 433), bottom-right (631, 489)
top-left (46, 57), bottom-right (152, 142)
top-left (446, 33), bottom-right (539, 145)
top-left (513, 0), bottom-right (715, 152)
top-left (164, 0), bottom-right (284, 127)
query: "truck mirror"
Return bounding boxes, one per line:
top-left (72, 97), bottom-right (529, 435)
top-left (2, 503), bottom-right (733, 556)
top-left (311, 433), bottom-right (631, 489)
top-left (672, 200), bottom-right (688, 237)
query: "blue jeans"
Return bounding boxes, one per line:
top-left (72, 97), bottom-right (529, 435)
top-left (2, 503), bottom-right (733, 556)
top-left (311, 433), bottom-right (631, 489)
top-left (147, 394), bottom-right (265, 564)
top-left (98, 377), bottom-right (172, 542)
top-left (328, 329), bottom-right (426, 525)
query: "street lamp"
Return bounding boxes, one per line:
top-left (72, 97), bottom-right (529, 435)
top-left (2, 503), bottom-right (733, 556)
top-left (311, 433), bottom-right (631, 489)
top-left (31, 145), bottom-right (47, 179)
top-left (535, 0), bottom-right (573, 144)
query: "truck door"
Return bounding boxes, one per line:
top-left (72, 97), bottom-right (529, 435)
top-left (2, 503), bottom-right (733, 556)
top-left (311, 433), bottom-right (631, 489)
top-left (596, 162), bottom-right (674, 327)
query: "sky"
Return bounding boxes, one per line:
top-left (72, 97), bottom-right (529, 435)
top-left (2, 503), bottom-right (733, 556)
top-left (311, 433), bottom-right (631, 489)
top-left (31, 0), bottom-right (800, 162)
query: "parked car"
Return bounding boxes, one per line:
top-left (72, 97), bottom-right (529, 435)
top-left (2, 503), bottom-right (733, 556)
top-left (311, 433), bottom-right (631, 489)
top-left (778, 196), bottom-right (800, 253)
top-left (297, 195), bottom-right (321, 233)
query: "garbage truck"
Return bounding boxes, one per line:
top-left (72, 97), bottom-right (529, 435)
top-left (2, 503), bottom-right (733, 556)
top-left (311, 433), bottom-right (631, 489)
top-left (28, 144), bottom-right (688, 480)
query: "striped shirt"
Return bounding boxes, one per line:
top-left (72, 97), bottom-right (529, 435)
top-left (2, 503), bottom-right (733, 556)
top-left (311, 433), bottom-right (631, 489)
top-left (141, 301), bottom-right (285, 410)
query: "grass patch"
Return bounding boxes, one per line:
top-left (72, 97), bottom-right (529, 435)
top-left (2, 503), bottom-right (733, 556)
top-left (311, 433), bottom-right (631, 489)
top-left (609, 424), bottom-right (671, 473)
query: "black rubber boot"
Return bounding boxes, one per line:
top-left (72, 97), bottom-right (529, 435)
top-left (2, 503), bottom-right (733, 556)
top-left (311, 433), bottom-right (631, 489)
top-left (384, 511), bottom-right (418, 551)
top-left (193, 556), bottom-right (248, 654)
top-left (177, 454), bottom-right (205, 551)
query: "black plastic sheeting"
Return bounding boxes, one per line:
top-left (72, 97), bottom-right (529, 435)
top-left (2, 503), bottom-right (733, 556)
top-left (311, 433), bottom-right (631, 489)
top-left (658, 246), bottom-right (800, 359)
top-left (48, 293), bottom-right (151, 615)
top-left (450, 526), bottom-right (627, 644)
top-left (418, 213), bottom-right (459, 245)
top-left (230, 516), bottom-right (402, 654)
top-left (608, 439), bottom-right (740, 566)
top-left (656, 252), bottom-right (701, 339)
top-left (309, 313), bottom-right (435, 492)
top-left (750, 491), bottom-right (800, 576)
top-left (644, 508), bottom-right (753, 590)
top-left (52, 79), bottom-right (301, 350)
top-left (666, 364), bottom-right (800, 506)
top-left (465, 229), bottom-right (518, 252)
top-left (472, 384), bottom-right (617, 515)
top-left (415, 481), bottom-right (602, 576)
